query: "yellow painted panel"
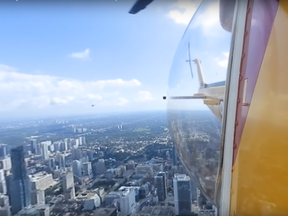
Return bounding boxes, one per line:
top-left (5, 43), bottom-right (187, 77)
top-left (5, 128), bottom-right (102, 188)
top-left (230, 1), bottom-right (288, 215)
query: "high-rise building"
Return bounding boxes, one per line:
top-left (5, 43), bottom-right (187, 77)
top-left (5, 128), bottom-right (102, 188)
top-left (62, 170), bottom-right (75, 200)
top-left (71, 148), bottom-right (82, 160)
top-left (87, 150), bottom-right (94, 162)
top-left (154, 172), bottom-right (167, 202)
top-left (0, 194), bottom-right (9, 207)
top-left (0, 144), bottom-right (8, 158)
top-left (40, 142), bottom-right (49, 160)
top-left (64, 138), bottom-right (70, 150)
top-left (72, 160), bottom-right (82, 177)
top-left (10, 146), bottom-right (31, 215)
top-left (173, 174), bottom-right (192, 216)
top-left (92, 159), bottom-right (106, 176)
top-left (30, 172), bottom-right (54, 191)
top-left (30, 189), bottom-right (45, 205)
top-left (119, 188), bottom-right (135, 216)
top-left (172, 145), bottom-right (178, 166)
top-left (82, 162), bottom-right (92, 176)
top-left (5, 174), bottom-right (12, 205)
top-left (0, 157), bottom-right (11, 171)
top-left (56, 154), bottom-right (66, 169)
top-left (0, 169), bottom-right (7, 194)
top-left (53, 142), bottom-right (60, 152)
top-left (48, 158), bottom-right (56, 170)
top-left (0, 195), bottom-right (10, 216)
top-left (60, 142), bottom-right (67, 152)
top-left (76, 136), bottom-right (86, 145)
top-left (30, 140), bottom-right (38, 155)
top-left (48, 144), bottom-right (54, 152)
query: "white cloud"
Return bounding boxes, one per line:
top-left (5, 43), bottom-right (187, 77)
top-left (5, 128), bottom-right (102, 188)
top-left (137, 91), bottom-right (156, 102)
top-left (68, 49), bottom-right (90, 60)
top-left (117, 97), bottom-right (129, 106)
top-left (222, 52), bottom-right (229, 58)
top-left (190, 1), bottom-right (220, 36)
top-left (0, 64), bottom-right (16, 72)
top-left (50, 97), bottom-right (69, 105)
top-left (91, 79), bottom-right (141, 89)
top-left (216, 52), bottom-right (229, 68)
top-left (217, 59), bottom-right (228, 68)
top-left (0, 64), bottom-right (142, 114)
top-left (168, 0), bottom-right (201, 25)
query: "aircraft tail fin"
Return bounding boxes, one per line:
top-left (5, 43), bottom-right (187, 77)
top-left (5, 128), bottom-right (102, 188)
top-left (193, 59), bottom-right (206, 88)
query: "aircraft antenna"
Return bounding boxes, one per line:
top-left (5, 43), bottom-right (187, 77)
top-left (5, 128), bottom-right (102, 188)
top-left (186, 42), bottom-right (194, 79)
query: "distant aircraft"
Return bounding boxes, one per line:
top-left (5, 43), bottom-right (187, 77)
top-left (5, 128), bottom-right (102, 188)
top-left (130, 0), bottom-right (288, 215)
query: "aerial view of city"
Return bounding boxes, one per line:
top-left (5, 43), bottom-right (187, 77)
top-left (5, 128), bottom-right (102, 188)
top-left (0, 0), bottom-right (225, 215)
top-left (0, 110), bottom-right (217, 216)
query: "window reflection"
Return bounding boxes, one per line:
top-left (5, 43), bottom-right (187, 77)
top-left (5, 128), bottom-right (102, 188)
top-left (167, 0), bottom-right (234, 206)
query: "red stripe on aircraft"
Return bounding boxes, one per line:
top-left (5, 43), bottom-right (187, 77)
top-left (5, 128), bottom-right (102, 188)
top-left (233, 0), bottom-right (279, 163)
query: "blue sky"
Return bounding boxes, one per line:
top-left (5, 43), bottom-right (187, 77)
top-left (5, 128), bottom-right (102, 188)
top-left (0, 0), bottom-right (229, 119)
top-left (168, 0), bottom-right (231, 111)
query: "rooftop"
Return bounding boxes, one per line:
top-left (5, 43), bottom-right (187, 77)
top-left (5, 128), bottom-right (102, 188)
top-left (138, 206), bottom-right (175, 216)
top-left (174, 173), bottom-right (190, 181)
top-left (30, 171), bottom-right (52, 181)
top-left (93, 208), bottom-right (117, 216)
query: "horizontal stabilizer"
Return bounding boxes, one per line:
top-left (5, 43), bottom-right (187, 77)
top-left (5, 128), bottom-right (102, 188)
top-left (163, 95), bottom-right (207, 100)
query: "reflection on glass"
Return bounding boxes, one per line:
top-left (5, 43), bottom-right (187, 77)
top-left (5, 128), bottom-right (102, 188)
top-left (167, 0), bottom-right (233, 207)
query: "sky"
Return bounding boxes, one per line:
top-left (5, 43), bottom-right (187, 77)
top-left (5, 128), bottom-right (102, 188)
top-left (167, 0), bottom-right (232, 111)
top-left (0, 0), bottom-right (230, 119)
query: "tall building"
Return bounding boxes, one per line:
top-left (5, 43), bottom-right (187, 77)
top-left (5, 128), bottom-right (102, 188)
top-left (172, 145), bottom-right (178, 166)
top-left (30, 140), bottom-right (38, 155)
top-left (60, 142), bottom-right (67, 152)
top-left (0, 194), bottom-right (10, 216)
top-left (0, 194), bottom-right (9, 207)
top-left (10, 146), bottom-right (31, 215)
top-left (0, 144), bottom-right (8, 158)
top-left (154, 172), bottom-right (167, 202)
top-left (173, 174), bottom-right (192, 216)
top-left (71, 148), bottom-right (82, 160)
top-left (119, 188), bottom-right (135, 216)
top-left (30, 172), bottom-right (54, 191)
top-left (48, 158), bottom-right (56, 170)
top-left (87, 149), bottom-right (94, 162)
top-left (62, 170), bottom-right (75, 200)
top-left (30, 190), bottom-right (45, 205)
top-left (72, 160), bottom-right (82, 177)
top-left (92, 159), bottom-right (106, 176)
top-left (82, 162), bottom-right (92, 176)
top-left (40, 142), bottom-right (49, 160)
top-left (0, 169), bottom-right (7, 194)
top-left (79, 136), bottom-right (86, 145)
top-left (53, 142), bottom-right (60, 152)
top-left (0, 157), bottom-right (11, 171)
top-left (56, 154), bottom-right (66, 169)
